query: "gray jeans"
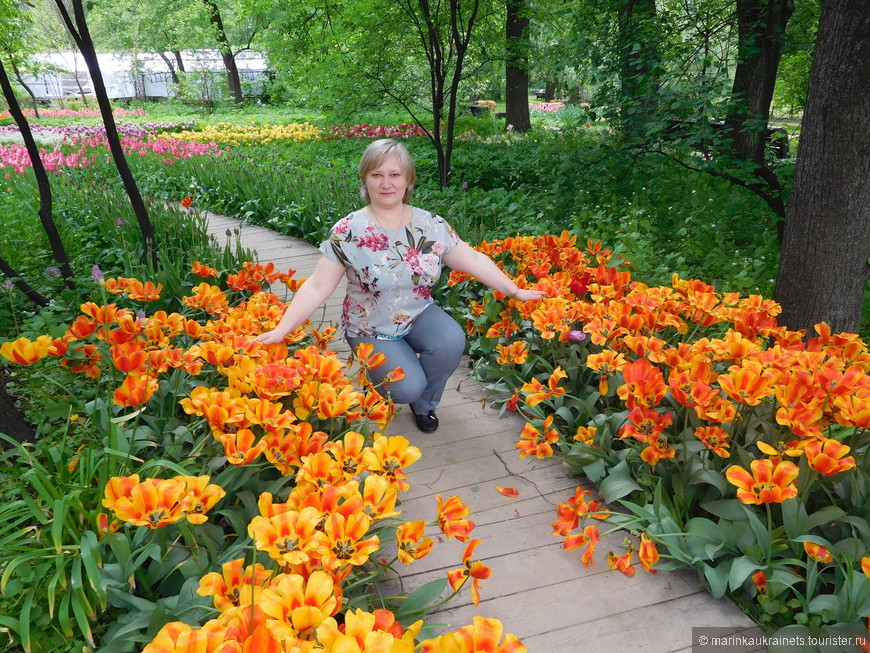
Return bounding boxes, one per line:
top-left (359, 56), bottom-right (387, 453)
top-left (346, 303), bottom-right (466, 413)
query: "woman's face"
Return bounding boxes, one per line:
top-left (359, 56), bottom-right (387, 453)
top-left (365, 154), bottom-right (408, 211)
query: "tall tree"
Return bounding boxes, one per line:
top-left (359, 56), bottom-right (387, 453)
top-left (0, 0), bottom-right (44, 115)
top-left (724, 0), bottom-right (795, 161)
top-left (409, 0), bottom-right (483, 185)
top-left (0, 0), bottom-right (74, 289)
top-left (53, 0), bottom-right (159, 268)
top-left (0, 58), bottom-right (76, 290)
top-left (773, 0), bottom-right (870, 334)
top-left (259, 0), bottom-right (488, 187)
top-left (615, 0), bottom-right (661, 136)
top-left (504, 0), bottom-right (530, 131)
top-left (202, 0), bottom-right (244, 105)
top-left (87, 0), bottom-right (208, 86)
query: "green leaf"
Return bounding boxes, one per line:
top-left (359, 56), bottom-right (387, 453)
top-left (71, 586), bottom-right (96, 646)
top-left (598, 460), bottom-right (643, 503)
top-left (804, 506), bottom-right (847, 532)
top-left (51, 498), bottom-right (70, 554)
top-left (728, 555), bottom-right (763, 592)
top-left (702, 559), bottom-right (732, 598)
top-left (701, 499), bottom-right (748, 522)
top-left (80, 531), bottom-right (107, 605)
top-left (394, 578), bottom-right (449, 623)
top-left (20, 585), bottom-right (35, 653)
top-left (741, 504), bottom-right (772, 558)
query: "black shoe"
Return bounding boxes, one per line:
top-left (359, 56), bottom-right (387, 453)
top-left (411, 407), bottom-right (439, 433)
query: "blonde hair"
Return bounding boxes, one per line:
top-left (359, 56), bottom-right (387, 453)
top-left (358, 139), bottom-right (416, 204)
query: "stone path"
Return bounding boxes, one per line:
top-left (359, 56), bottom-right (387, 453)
top-left (206, 212), bottom-right (762, 653)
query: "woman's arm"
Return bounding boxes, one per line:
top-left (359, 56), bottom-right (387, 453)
top-left (254, 255), bottom-right (347, 344)
top-left (442, 241), bottom-right (547, 302)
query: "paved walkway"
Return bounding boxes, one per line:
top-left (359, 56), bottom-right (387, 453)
top-left (206, 212), bottom-right (761, 653)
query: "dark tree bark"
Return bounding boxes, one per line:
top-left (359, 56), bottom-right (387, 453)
top-left (402, 0), bottom-right (480, 187)
top-left (173, 50), bottom-right (186, 73)
top-left (616, 0), bottom-right (660, 136)
top-left (9, 59), bottom-right (39, 118)
top-left (202, 0), bottom-right (244, 105)
top-left (773, 0), bottom-right (870, 334)
top-left (53, 0), bottom-right (159, 269)
top-left (0, 57), bottom-right (75, 291)
top-left (0, 257), bottom-right (50, 307)
top-left (505, 0), bottom-right (531, 132)
top-left (157, 51), bottom-right (180, 85)
top-left (725, 0), bottom-right (795, 163)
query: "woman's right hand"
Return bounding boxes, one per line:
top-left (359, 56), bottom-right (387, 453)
top-left (253, 329), bottom-right (287, 345)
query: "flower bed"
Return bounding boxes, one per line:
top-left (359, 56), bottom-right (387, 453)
top-left (0, 263), bottom-right (525, 652)
top-left (441, 232), bottom-right (870, 634)
top-left (0, 107), bottom-right (147, 120)
top-left (0, 133), bottom-right (226, 174)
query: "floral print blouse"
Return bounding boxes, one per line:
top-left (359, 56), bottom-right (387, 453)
top-left (319, 206), bottom-right (461, 339)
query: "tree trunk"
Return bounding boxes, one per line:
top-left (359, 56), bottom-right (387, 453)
top-left (505, 0), bottom-right (530, 132)
top-left (53, 0), bottom-right (159, 269)
top-left (9, 59), bottom-right (39, 118)
top-left (0, 256), bottom-right (50, 307)
top-left (202, 0), bottom-right (244, 105)
top-left (616, 0), bottom-right (660, 136)
top-left (413, 0), bottom-right (480, 187)
top-left (725, 0), bottom-right (794, 164)
top-left (773, 0), bottom-right (870, 334)
top-left (0, 56), bottom-right (75, 291)
top-left (157, 51), bottom-right (180, 85)
top-left (173, 50), bottom-right (186, 74)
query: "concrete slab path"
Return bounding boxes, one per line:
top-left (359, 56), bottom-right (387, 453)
top-left (206, 212), bottom-right (763, 653)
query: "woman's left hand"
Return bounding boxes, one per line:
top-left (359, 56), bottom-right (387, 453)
top-left (511, 288), bottom-right (548, 302)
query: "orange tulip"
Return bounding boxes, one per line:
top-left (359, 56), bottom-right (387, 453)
top-left (552, 487), bottom-right (604, 536)
top-left (197, 558), bottom-right (273, 611)
top-left (586, 349), bottom-right (627, 394)
top-left (396, 520), bottom-right (434, 564)
top-left (191, 261), bottom-right (218, 278)
top-left (496, 340), bottom-right (529, 365)
top-left (361, 474), bottom-right (400, 521)
top-left (573, 425), bottom-right (597, 445)
top-left (315, 512), bottom-right (380, 570)
top-left (102, 474), bottom-right (141, 510)
top-left (113, 373), bottom-right (159, 407)
top-left (725, 459), bottom-right (799, 505)
top-left (361, 435), bottom-right (421, 491)
top-left (248, 506), bottom-right (322, 567)
top-left (803, 541), bottom-right (833, 564)
top-left (177, 475), bottom-right (226, 524)
top-left (317, 609), bottom-right (422, 653)
top-left (258, 570), bottom-right (339, 634)
top-left (515, 415), bottom-right (560, 459)
top-left (563, 524), bottom-right (601, 569)
top-left (752, 569), bottom-right (767, 594)
top-left (436, 494), bottom-right (476, 542)
top-left (718, 361), bottom-right (779, 406)
top-left (447, 539), bottom-right (492, 606)
top-left (110, 478), bottom-right (187, 529)
top-left (0, 335), bottom-right (53, 365)
top-left (418, 616), bottom-right (526, 653)
top-left (638, 533), bottom-right (660, 573)
top-left (694, 426), bottom-right (731, 458)
top-left (803, 438), bottom-right (856, 476)
top-left (607, 550), bottom-right (636, 577)
top-left (520, 366), bottom-right (567, 407)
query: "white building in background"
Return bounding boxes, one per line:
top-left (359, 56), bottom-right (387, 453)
top-left (20, 50), bottom-right (269, 100)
